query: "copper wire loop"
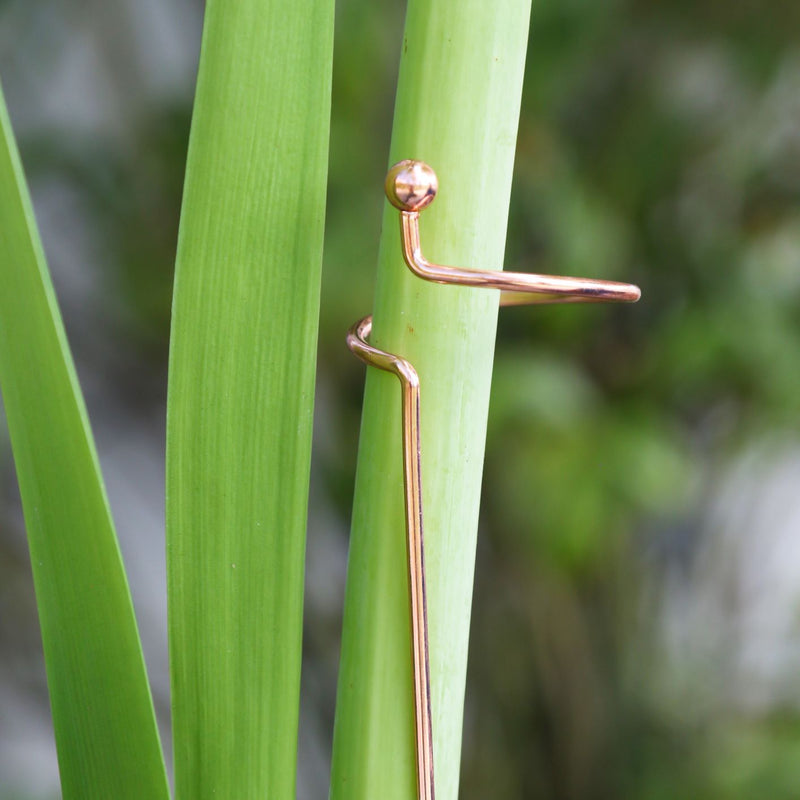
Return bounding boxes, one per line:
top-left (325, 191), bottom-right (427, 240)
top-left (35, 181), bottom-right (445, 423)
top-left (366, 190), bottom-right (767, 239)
top-left (347, 161), bottom-right (642, 800)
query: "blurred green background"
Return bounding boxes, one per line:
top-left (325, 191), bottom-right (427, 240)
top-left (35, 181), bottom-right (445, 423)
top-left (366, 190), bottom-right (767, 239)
top-left (1, 0), bottom-right (800, 797)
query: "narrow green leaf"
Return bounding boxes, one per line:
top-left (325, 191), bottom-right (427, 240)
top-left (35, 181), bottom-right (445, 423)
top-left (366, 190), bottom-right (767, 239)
top-left (0, 84), bottom-right (169, 799)
top-left (166, 2), bottom-right (333, 797)
top-left (331, 2), bottom-right (532, 799)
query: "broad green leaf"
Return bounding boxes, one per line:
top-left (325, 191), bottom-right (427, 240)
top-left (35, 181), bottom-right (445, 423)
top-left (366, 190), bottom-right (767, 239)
top-left (166, 1), bottom-right (334, 797)
top-left (0, 84), bottom-right (169, 799)
top-left (331, 2), bottom-right (532, 798)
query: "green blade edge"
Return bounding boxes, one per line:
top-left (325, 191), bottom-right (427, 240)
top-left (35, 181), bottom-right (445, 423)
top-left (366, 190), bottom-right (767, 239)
top-left (166, 1), bottom-right (334, 797)
top-left (0, 82), bottom-right (169, 800)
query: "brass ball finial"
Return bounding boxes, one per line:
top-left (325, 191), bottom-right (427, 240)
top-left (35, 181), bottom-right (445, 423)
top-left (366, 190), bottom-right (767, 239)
top-left (385, 160), bottom-right (438, 212)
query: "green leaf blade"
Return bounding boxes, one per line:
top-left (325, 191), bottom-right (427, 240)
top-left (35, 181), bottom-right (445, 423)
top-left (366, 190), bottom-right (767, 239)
top-left (331, 2), bottom-right (532, 798)
top-left (0, 84), bottom-right (169, 800)
top-left (166, 2), bottom-right (334, 797)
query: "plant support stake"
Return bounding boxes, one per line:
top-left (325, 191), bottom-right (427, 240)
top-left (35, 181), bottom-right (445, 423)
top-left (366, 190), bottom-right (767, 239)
top-left (347, 160), bottom-right (640, 800)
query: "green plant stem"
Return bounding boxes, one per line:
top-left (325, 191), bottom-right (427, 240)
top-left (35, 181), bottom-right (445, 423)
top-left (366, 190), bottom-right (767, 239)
top-left (330, 2), bottom-right (532, 799)
top-left (0, 83), bottom-right (168, 799)
top-left (166, 2), bottom-right (333, 798)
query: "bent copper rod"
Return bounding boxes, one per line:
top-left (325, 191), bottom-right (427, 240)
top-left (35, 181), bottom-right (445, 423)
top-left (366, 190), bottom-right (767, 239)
top-left (399, 211), bottom-right (641, 306)
top-left (346, 315), bottom-right (434, 800)
top-left (347, 160), bottom-right (641, 800)
top-left (386, 160), bottom-right (641, 308)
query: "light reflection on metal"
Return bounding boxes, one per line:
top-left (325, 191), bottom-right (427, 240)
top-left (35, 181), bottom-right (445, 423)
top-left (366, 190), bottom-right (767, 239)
top-left (347, 161), bottom-right (641, 800)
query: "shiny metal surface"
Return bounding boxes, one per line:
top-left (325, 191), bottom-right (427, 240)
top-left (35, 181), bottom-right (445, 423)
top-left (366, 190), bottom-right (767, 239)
top-left (385, 159), bottom-right (439, 212)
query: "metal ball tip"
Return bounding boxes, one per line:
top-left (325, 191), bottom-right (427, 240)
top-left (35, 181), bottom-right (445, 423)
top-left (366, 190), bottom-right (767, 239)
top-left (385, 160), bottom-right (438, 212)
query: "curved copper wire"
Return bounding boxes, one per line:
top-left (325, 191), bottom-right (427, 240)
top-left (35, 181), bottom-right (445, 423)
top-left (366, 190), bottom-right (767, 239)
top-left (347, 161), bottom-right (642, 800)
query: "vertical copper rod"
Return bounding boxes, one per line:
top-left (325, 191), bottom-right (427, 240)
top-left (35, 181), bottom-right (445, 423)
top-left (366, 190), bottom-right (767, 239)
top-left (346, 316), bottom-right (435, 800)
top-left (400, 348), bottom-right (436, 800)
